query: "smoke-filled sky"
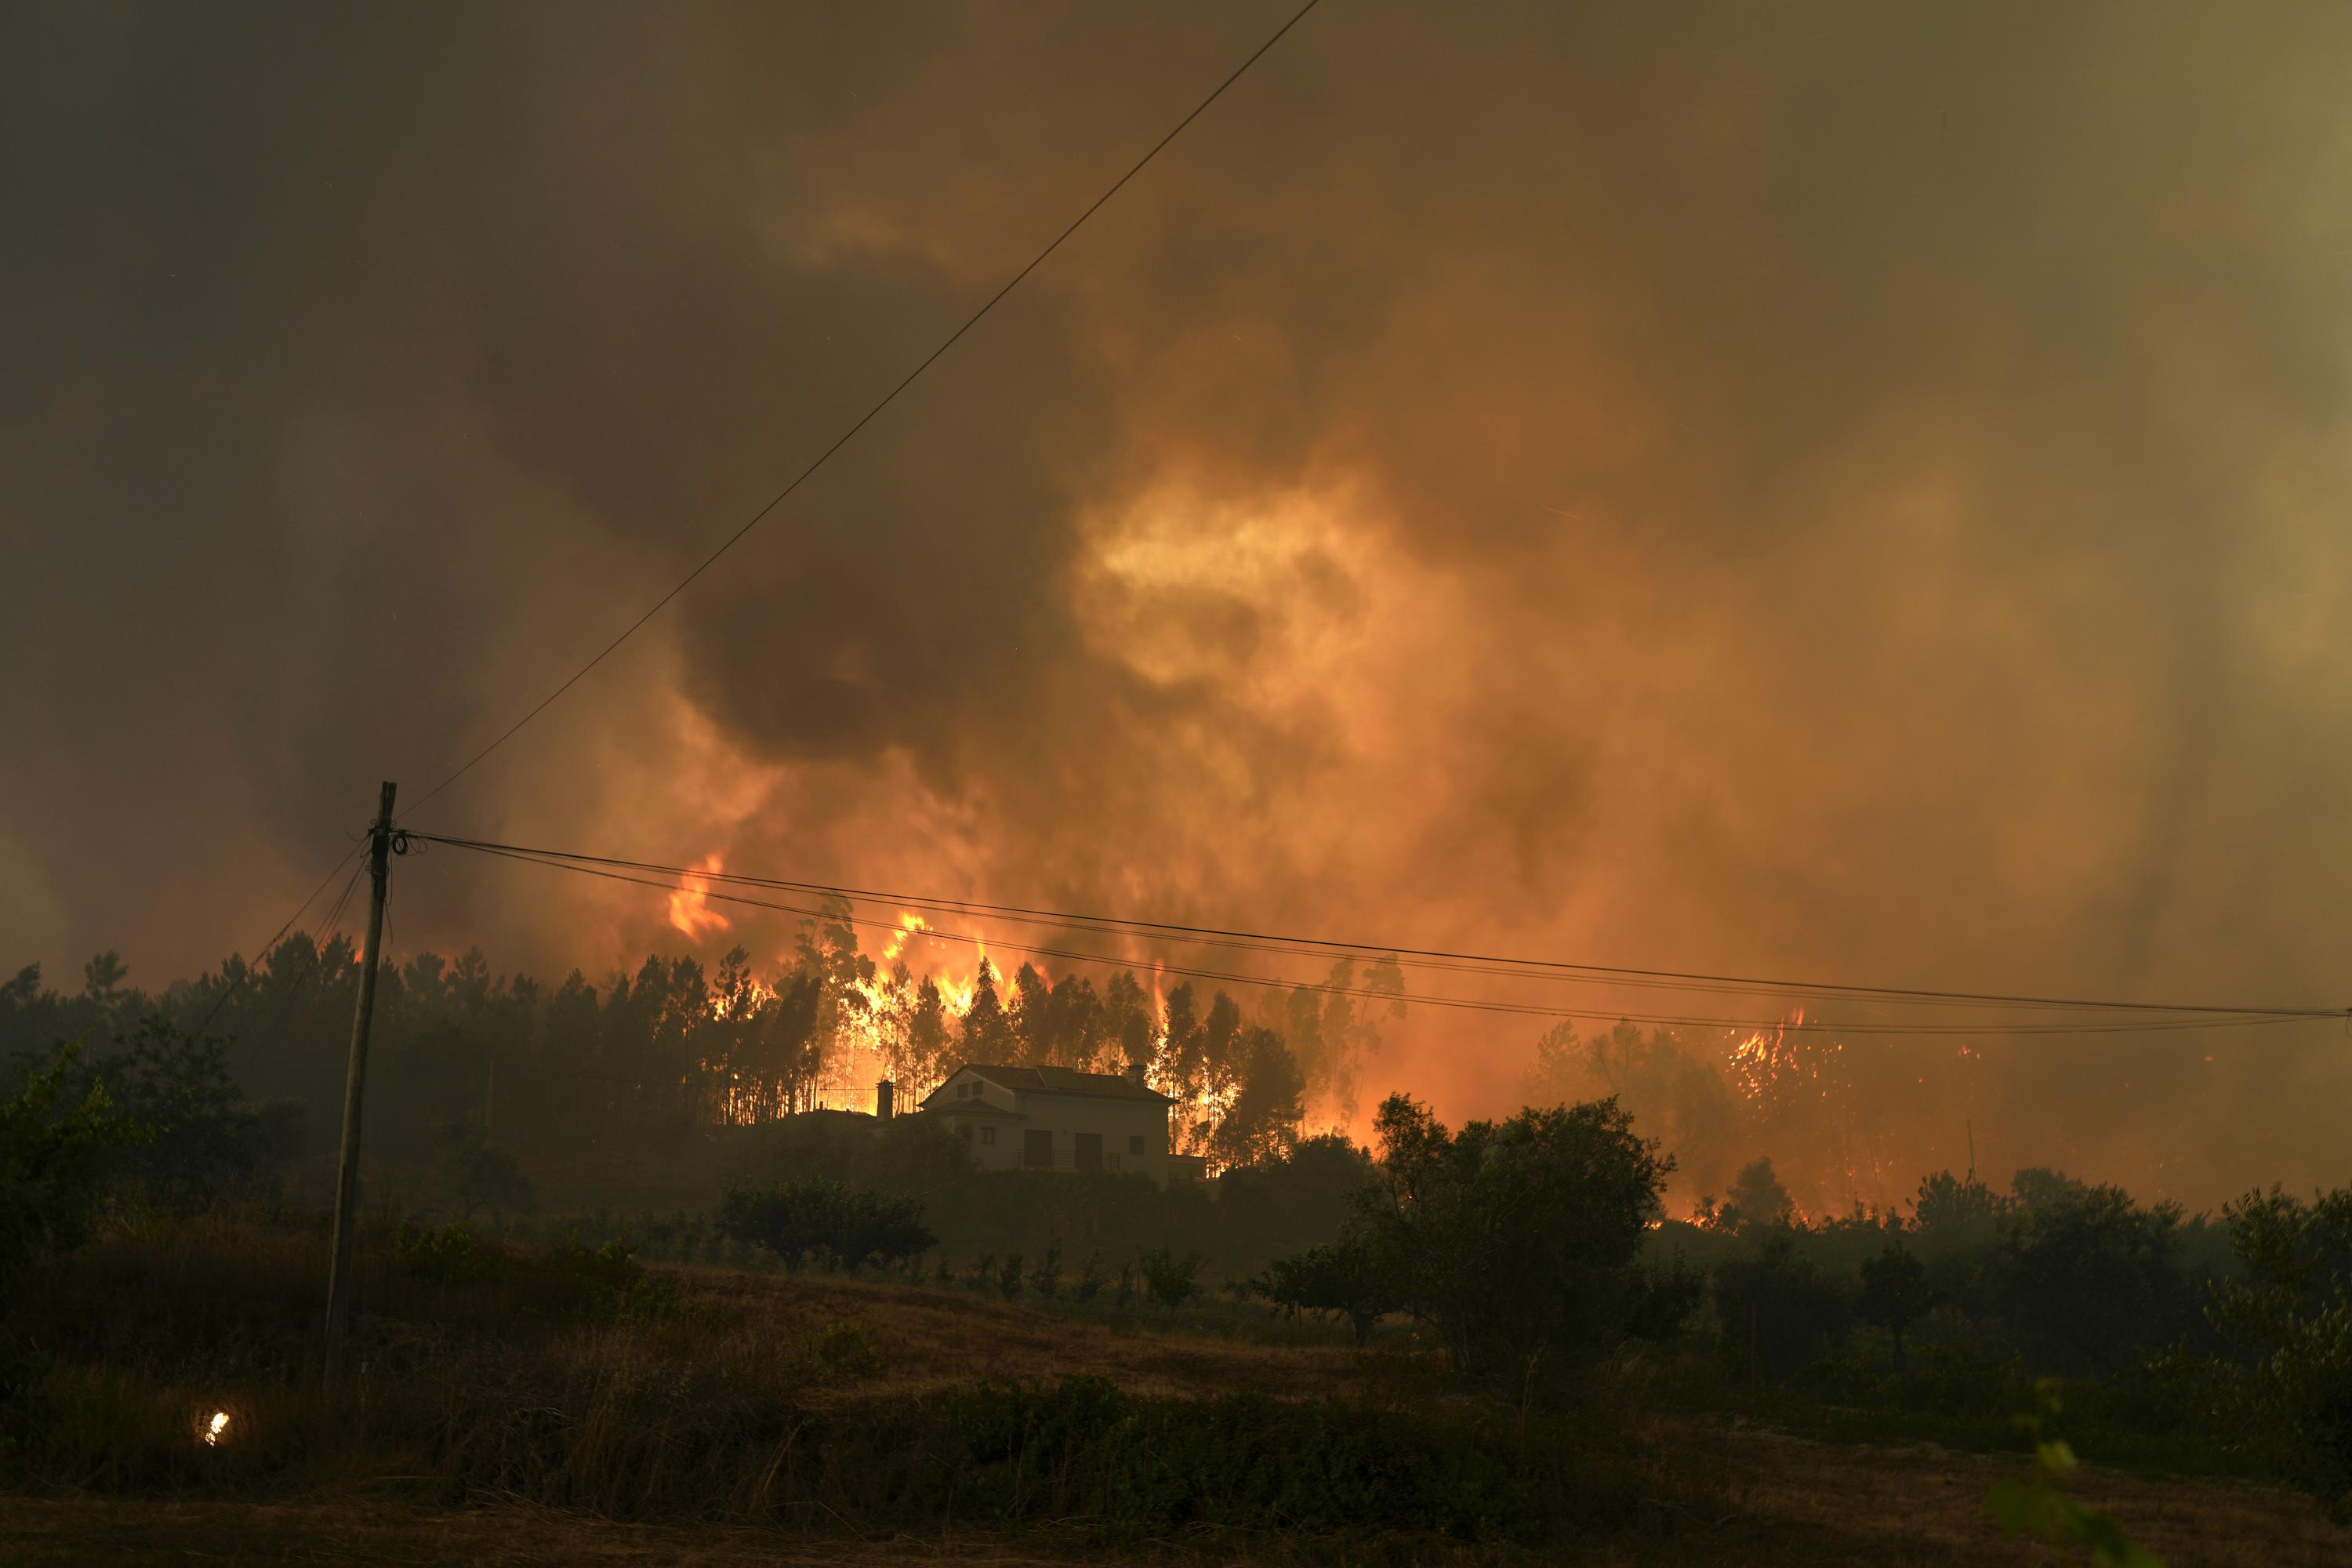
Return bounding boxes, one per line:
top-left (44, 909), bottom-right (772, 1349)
top-left (6, 2), bottom-right (2350, 1206)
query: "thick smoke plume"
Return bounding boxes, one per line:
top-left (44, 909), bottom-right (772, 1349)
top-left (6, 2), bottom-right (2351, 1206)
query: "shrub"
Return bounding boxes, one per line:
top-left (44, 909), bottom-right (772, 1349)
top-left (514, 1235), bottom-right (677, 1323)
top-left (2209, 1183), bottom-right (2352, 1518)
top-left (1714, 1228), bottom-right (1852, 1384)
top-left (433, 1117), bottom-right (535, 1226)
top-left (1136, 1245), bottom-right (1203, 1311)
top-left (393, 1220), bottom-right (502, 1287)
top-left (716, 1181), bottom-right (934, 1274)
top-left (2, 1043), bottom-right (147, 1310)
top-left (947, 1377), bottom-right (1635, 1542)
top-left (816, 1316), bottom-right (886, 1378)
top-left (1264, 1229), bottom-right (1396, 1346)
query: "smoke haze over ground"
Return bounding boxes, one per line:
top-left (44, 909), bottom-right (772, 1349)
top-left (5, 2), bottom-right (2350, 1207)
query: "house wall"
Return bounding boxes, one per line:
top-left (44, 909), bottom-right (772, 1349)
top-left (928, 1066), bottom-right (1171, 1183)
top-left (1009, 1094), bottom-right (1169, 1183)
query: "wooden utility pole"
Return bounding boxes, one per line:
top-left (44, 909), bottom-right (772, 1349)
top-left (324, 780), bottom-right (396, 1389)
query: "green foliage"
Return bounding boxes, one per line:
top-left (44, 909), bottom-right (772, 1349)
top-left (815, 1316), bottom-right (885, 1377)
top-left (996, 1251), bottom-right (1024, 1299)
top-left (1914, 1168), bottom-right (2010, 1242)
top-left (1714, 1228), bottom-right (1852, 1383)
top-left (0, 1043), bottom-right (148, 1308)
top-left (1263, 1229), bottom-right (1397, 1345)
top-left (509, 1234), bottom-right (677, 1323)
top-left (948, 1377), bottom-right (1626, 1542)
top-left (1073, 1250), bottom-right (1106, 1303)
top-left (393, 1220), bottom-right (503, 1287)
top-left (1719, 1156), bottom-right (1795, 1232)
top-left (433, 1116), bottom-right (534, 1225)
top-left (1360, 1093), bottom-right (1673, 1378)
top-left (715, 1180), bottom-right (934, 1273)
top-left (89, 1018), bottom-right (285, 1210)
top-left (1135, 1244), bottom-right (1203, 1311)
top-left (1991, 1171), bottom-right (2193, 1376)
top-left (2208, 1183), bottom-right (2352, 1519)
top-left (1984, 1382), bottom-right (2165, 1566)
top-left (1857, 1241), bottom-right (1937, 1371)
top-left (1030, 1236), bottom-right (1062, 1301)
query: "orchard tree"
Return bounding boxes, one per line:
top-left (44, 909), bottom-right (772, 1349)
top-left (1355, 1093), bottom-right (1679, 1378)
top-left (1858, 1241), bottom-right (1937, 1371)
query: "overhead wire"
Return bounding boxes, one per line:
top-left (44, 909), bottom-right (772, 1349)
top-left (404, 831), bottom-right (2346, 1027)
top-left (187, 839), bottom-right (370, 1039)
top-left (423, 835), bottom-right (2337, 1038)
top-left (398, 0), bottom-right (1329, 824)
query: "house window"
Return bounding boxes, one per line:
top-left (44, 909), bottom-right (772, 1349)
top-left (1075, 1131), bottom-right (1102, 1171)
top-left (1128, 1134), bottom-right (1146, 1156)
top-left (979, 1125), bottom-right (996, 1146)
top-left (1023, 1130), bottom-right (1054, 1169)
top-left (957, 1080), bottom-right (971, 1098)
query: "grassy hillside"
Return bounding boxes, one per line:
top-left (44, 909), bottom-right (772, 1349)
top-left (2, 1209), bottom-right (2343, 1565)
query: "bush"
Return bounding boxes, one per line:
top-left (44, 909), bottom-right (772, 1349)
top-left (510, 1235), bottom-right (677, 1323)
top-left (393, 1220), bottom-right (503, 1287)
top-left (1136, 1245), bottom-right (1203, 1311)
top-left (1264, 1229), bottom-right (1396, 1346)
top-left (1713, 1228), bottom-right (1852, 1384)
top-left (949, 1377), bottom-right (1630, 1542)
top-left (716, 1181), bottom-right (934, 1274)
top-left (2, 1043), bottom-right (147, 1307)
top-left (815, 1316), bottom-right (886, 1378)
top-left (2209, 1184), bottom-right (2352, 1518)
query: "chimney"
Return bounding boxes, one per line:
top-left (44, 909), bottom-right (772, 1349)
top-left (1124, 1060), bottom-right (1146, 1087)
top-left (876, 1078), bottom-right (895, 1120)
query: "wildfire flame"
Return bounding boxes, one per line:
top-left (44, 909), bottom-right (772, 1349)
top-left (1727, 1007), bottom-right (1809, 1103)
top-left (880, 913), bottom-right (927, 962)
top-left (666, 855), bottom-right (732, 939)
top-left (205, 1410), bottom-right (229, 1446)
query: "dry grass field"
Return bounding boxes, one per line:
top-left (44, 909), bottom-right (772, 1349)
top-left (2, 1213), bottom-right (2341, 1566)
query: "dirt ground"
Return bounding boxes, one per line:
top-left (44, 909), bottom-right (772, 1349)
top-left (4, 1417), bottom-right (2339, 1568)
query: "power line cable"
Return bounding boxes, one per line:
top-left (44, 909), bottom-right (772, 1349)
top-left (428, 836), bottom-right (2336, 1038)
top-left (187, 840), bottom-right (369, 1038)
top-left (405, 830), bottom-right (2346, 1025)
top-left (400, 0), bottom-right (1328, 823)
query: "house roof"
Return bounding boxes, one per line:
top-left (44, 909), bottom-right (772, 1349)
top-left (923, 1062), bottom-right (1174, 1106)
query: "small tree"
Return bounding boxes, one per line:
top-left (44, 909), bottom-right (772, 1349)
top-left (2210, 1183), bottom-right (2352, 1519)
top-left (1357, 1093), bottom-right (1673, 1379)
top-left (1858, 1241), bottom-right (1937, 1372)
top-left (1, 1044), bottom-right (147, 1310)
top-left (1032, 1236), bottom-right (1063, 1301)
top-left (1136, 1245), bottom-right (1203, 1312)
top-left (1719, 1156), bottom-right (1795, 1232)
top-left (1073, 1250), bottom-right (1107, 1303)
top-left (435, 1116), bottom-right (535, 1227)
top-left (1712, 1229), bottom-right (1851, 1384)
top-left (997, 1251), bottom-right (1025, 1300)
top-left (1264, 1228), bottom-right (1398, 1347)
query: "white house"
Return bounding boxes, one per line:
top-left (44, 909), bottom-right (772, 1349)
top-left (918, 1062), bottom-right (1185, 1184)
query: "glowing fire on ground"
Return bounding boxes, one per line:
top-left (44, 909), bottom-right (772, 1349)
top-left (666, 855), bottom-right (732, 939)
top-left (204, 1410), bottom-right (230, 1446)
